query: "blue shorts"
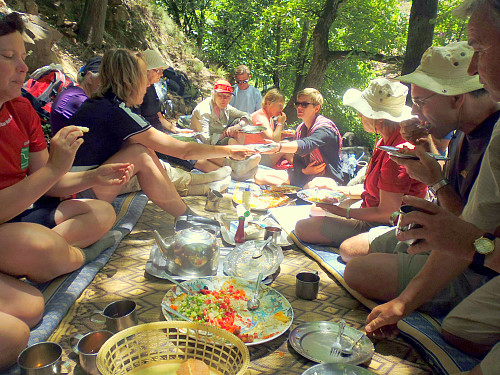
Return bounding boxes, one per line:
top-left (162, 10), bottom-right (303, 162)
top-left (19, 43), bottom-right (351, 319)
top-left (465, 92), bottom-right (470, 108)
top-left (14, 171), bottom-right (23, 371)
top-left (7, 196), bottom-right (60, 228)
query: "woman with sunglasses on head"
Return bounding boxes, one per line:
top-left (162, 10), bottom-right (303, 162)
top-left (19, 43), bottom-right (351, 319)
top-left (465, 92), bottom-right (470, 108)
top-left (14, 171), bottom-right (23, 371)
top-left (294, 78), bottom-right (428, 248)
top-left (255, 88), bottom-right (343, 187)
top-left (0, 12), bottom-right (130, 369)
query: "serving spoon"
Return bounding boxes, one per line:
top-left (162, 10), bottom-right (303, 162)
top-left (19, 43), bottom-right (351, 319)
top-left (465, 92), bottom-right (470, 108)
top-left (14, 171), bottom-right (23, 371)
top-left (247, 272), bottom-right (263, 311)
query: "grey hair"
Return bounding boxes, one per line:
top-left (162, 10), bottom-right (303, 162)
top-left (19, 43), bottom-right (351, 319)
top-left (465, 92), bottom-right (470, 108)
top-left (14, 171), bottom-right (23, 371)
top-left (454, 0), bottom-right (500, 18)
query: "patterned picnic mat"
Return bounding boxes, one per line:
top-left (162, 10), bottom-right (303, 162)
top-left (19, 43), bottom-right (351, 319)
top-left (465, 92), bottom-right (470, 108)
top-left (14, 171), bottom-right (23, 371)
top-left (48, 195), bottom-right (432, 374)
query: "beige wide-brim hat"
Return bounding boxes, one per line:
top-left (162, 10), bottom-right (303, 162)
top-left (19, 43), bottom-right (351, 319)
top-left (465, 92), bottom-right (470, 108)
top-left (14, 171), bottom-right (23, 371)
top-left (343, 78), bottom-right (414, 122)
top-left (398, 41), bottom-right (483, 96)
top-left (142, 49), bottom-right (168, 71)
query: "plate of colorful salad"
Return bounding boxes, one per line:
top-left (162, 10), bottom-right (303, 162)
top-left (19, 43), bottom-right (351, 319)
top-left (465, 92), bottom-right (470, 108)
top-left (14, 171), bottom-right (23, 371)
top-left (161, 276), bottom-right (293, 345)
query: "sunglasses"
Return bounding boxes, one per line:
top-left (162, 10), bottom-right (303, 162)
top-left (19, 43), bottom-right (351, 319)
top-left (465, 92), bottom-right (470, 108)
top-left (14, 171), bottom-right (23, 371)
top-left (294, 101), bottom-right (314, 108)
top-left (236, 79), bottom-right (250, 84)
top-left (152, 68), bottom-right (164, 74)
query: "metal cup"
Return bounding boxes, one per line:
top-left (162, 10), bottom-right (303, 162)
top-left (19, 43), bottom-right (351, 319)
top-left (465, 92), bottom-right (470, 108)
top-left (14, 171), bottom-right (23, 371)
top-left (296, 272), bottom-right (320, 300)
top-left (18, 342), bottom-right (70, 375)
top-left (90, 299), bottom-right (137, 333)
top-left (204, 189), bottom-right (223, 212)
top-left (71, 330), bottom-right (113, 375)
top-left (394, 205), bottom-right (423, 245)
top-left (264, 226), bottom-right (282, 245)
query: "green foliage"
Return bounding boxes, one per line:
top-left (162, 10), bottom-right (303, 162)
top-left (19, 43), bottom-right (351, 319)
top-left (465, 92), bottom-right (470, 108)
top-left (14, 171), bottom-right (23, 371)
top-left (156, 0), bottom-right (466, 148)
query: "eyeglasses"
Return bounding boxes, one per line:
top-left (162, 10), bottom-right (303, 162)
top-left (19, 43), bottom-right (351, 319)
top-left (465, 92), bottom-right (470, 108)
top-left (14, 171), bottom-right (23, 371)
top-left (412, 93), bottom-right (438, 109)
top-left (294, 101), bottom-right (313, 108)
top-left (216, 93), bottom-right (232, 100)
top-left (236, 79), bottom-right (250, 84)
top-left (152, 68), bottom-right (164, 74)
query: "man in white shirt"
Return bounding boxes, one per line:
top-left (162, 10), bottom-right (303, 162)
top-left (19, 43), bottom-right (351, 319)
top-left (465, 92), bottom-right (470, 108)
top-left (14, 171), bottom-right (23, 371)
top-left (230, 65), bottom-right (262, 114)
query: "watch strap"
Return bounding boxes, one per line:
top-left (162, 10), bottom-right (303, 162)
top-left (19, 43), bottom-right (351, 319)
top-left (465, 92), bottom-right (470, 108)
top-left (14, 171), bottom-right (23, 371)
top-left (430, 179), bottom-right (449, 195)
top-left (469, 233), bottom-right (499, 278)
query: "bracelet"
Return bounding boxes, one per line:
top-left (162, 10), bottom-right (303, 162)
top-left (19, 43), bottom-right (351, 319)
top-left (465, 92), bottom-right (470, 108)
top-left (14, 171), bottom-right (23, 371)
top-left (345, 207), bottom-right (351, 219)
top-left (430, 178), bottom-right (449, 195)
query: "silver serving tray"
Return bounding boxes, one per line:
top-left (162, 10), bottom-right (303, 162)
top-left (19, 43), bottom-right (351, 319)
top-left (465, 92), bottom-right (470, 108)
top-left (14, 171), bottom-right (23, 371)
top-left (145, 246), bottom-right (277, 284)
top-left (289, 321), bottom-right (374, 365)
top-left (302, 363), bottom-right (375, 375)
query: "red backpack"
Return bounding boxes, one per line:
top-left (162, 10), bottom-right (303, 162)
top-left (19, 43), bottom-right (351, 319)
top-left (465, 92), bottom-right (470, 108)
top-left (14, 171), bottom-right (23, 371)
top-left (22, 64), bottom-right (76, 125)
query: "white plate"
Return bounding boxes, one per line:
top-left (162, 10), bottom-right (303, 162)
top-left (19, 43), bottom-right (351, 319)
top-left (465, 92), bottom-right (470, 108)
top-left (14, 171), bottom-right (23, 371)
top-left (297, 188), bottom-right (347, 205)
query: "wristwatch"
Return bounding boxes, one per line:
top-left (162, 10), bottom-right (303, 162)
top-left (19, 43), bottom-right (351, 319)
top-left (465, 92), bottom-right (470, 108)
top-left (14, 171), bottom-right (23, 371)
top-left (472, 233), bottom-right (496, 266)
top-left (429, 179), bottom-right (449, 195)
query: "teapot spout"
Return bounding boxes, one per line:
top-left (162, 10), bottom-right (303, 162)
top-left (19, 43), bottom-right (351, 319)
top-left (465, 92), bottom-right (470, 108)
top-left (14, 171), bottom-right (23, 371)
top-left (152, 230), bottom-right (172, 259)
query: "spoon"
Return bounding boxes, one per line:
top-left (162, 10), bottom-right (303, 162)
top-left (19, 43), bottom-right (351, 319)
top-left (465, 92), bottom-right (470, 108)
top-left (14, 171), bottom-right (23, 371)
top-left (247, 272), bottom-right (263, 311)
top-left (342, 331), bottom-right (365, 356)
top-left (251, 238), bottom-right (272, 259)
top-left (162, 273), bottom-right (193, 295)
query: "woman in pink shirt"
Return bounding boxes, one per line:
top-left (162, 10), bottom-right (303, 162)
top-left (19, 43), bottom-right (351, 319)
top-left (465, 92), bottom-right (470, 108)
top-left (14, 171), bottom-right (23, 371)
top-left (246, 89), bottom-right (286, 167)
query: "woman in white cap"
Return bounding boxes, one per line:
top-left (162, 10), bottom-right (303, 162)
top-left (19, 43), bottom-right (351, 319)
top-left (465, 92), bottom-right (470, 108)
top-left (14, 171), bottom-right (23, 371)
top-left (294, 78), bottom-right (428, 247)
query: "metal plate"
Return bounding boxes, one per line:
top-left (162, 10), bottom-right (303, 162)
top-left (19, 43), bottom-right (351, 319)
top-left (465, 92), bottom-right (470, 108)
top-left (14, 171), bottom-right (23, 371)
top-left (238, 125), bottom-right (267, 134)
top-left (289, 321), bottom-right (374, 365)
top-left (302, 363), bottom-right (375, 375)
top-left (297, 188), bottom-right (347, 205)
top-left (162, 276), bottom-right (293, 346)
top-left (378, 145), bottom-right (449, 161)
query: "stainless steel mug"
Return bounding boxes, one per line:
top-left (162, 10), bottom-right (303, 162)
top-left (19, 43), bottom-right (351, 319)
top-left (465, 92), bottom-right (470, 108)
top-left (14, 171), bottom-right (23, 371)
top-left (91, 299), bottom-right (138, 333)
top-left (18, 342), bottom-right (70, 375)
top-left (205, 189), bottom-right (223, 212)
top-left (394, 205), bottom-right (424, 245)
top-left (72, 330), bottom-right (113, 374)
top-left (296, 272), bottom-right (320, 300)
top-left (264, 226), bottom-right (282, 245)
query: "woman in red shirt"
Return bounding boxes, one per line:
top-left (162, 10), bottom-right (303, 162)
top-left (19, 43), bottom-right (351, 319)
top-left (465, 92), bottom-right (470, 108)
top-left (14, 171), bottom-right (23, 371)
top-left (295, 78), bottom-right (427, 247)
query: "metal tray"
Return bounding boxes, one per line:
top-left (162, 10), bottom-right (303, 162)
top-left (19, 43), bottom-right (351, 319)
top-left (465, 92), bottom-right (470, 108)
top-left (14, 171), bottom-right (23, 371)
top-left (302, 363), bottom-right (375, 375)
top-left (289, 321), bottom-right (374, 365)
top-left (145, 246), bottom-right (278, 285)
top-left (216, 213), bottom-right (294, 248)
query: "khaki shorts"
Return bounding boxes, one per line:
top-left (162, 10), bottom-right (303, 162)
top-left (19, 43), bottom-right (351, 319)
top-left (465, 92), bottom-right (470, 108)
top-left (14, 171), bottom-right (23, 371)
top-left (319, 215), bottom-right (379, 248)
top-left (368, 226), bottom-right (492, 315)
top-left (480, 341), bottom-right (500, 375)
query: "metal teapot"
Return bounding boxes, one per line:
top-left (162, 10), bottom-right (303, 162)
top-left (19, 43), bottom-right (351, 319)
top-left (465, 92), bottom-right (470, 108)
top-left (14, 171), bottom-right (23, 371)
top-left (152, 227), bottom-right (219, 278)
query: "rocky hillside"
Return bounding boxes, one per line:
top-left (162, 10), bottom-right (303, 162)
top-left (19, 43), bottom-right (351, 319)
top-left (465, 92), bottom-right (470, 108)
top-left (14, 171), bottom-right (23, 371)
top-left (1, 0), bottom-right (220, 112)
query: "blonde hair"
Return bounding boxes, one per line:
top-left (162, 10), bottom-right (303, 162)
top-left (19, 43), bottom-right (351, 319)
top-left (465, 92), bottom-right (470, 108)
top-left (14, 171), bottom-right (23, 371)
top-left (234, 64), bottom-right (251, 76)
top-left (297, 88), bottom-right (324, 108)
top-left (262, 88), bottom-right (285, 108)
top-left (96, 49), bottom-right (147, 102)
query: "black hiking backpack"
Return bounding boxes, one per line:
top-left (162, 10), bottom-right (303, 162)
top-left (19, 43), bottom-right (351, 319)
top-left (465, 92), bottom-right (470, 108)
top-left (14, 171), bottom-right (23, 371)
top-left (163, 67), bottom-right (201, 104)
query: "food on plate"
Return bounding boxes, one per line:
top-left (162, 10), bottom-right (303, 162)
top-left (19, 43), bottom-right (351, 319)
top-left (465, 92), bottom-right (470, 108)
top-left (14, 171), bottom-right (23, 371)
top-left (298, 189), bottom-right (346, 204)
top-left (176, 359), bottom-right (210, 375)
top-left (270, 185), bottom-right (300, 194)
top-left (233, 190), bottom-right (290, 210)
top-left (398, 145), bottom-right (416, 156)
top-left (76, 126), bottom-right (89, 133)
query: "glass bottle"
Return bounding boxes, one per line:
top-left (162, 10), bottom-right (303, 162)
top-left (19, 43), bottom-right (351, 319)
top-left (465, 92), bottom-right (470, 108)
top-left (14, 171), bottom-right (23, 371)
top-left (234, 216), bottom-right (246, 244)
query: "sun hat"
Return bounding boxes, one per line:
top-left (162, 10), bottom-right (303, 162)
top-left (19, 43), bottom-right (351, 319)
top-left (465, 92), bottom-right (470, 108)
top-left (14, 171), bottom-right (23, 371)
top-left (142, 49), bottom-right (168, 71)
top-left (213, 79), bottom-right (234, 94)
top-left (343, 78), bottom-right (414, 122)
top-left (78, 56), bottom-right (102, 78)
top-left (397, 41), bottom-right (483, 96)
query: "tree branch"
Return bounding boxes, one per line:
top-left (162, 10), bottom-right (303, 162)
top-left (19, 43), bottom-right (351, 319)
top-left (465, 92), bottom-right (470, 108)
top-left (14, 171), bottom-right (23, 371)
top-left (327, 50), bottom-right (403, 64)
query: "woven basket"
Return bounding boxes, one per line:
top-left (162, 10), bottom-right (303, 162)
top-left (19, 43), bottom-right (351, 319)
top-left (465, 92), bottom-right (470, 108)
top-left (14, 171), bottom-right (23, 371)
top-left (96, 321), bottom-right (250, 375)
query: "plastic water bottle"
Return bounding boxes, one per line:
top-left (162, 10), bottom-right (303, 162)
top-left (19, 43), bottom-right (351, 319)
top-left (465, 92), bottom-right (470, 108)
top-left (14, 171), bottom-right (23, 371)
top-left (348, 154), bottom-right (357, 178)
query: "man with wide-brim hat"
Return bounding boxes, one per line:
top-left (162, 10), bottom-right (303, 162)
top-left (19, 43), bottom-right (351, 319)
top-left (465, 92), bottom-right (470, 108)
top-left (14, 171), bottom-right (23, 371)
top-left (340, 41), bottom-right (500, 321)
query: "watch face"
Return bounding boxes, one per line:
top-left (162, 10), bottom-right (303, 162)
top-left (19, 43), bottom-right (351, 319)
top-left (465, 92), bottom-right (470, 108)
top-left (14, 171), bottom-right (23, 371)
top-left (474, 237), bottom-right (495, 255)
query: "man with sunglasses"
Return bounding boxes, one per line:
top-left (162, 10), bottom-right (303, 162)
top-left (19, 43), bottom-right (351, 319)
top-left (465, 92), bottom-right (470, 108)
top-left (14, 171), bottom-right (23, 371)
top-left (229, 65), bottom-right (262, 114)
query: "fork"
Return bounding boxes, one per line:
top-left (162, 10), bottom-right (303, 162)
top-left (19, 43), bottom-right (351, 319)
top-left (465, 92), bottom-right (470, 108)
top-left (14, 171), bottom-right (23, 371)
top-left (330, 319), bottom-right (346, 358)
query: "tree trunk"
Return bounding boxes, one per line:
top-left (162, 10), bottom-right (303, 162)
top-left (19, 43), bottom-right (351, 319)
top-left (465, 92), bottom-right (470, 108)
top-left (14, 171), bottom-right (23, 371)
top-left (272, 21), bottom-right (282, 89)
top-left (79, 0), bottom-right (108, 47)
top-left (401, 0), bottom-right (438, 76)
top-left (284, 0), bottom-right (342, 123)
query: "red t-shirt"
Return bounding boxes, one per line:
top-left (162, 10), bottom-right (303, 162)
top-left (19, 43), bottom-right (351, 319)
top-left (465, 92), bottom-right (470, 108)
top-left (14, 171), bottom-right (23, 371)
top-left (0, 97), bottom-right (47, 190)
top-left (246, 108), bottom-right (274, 144)
top-left (361, 129), bottom-right (427, 208)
